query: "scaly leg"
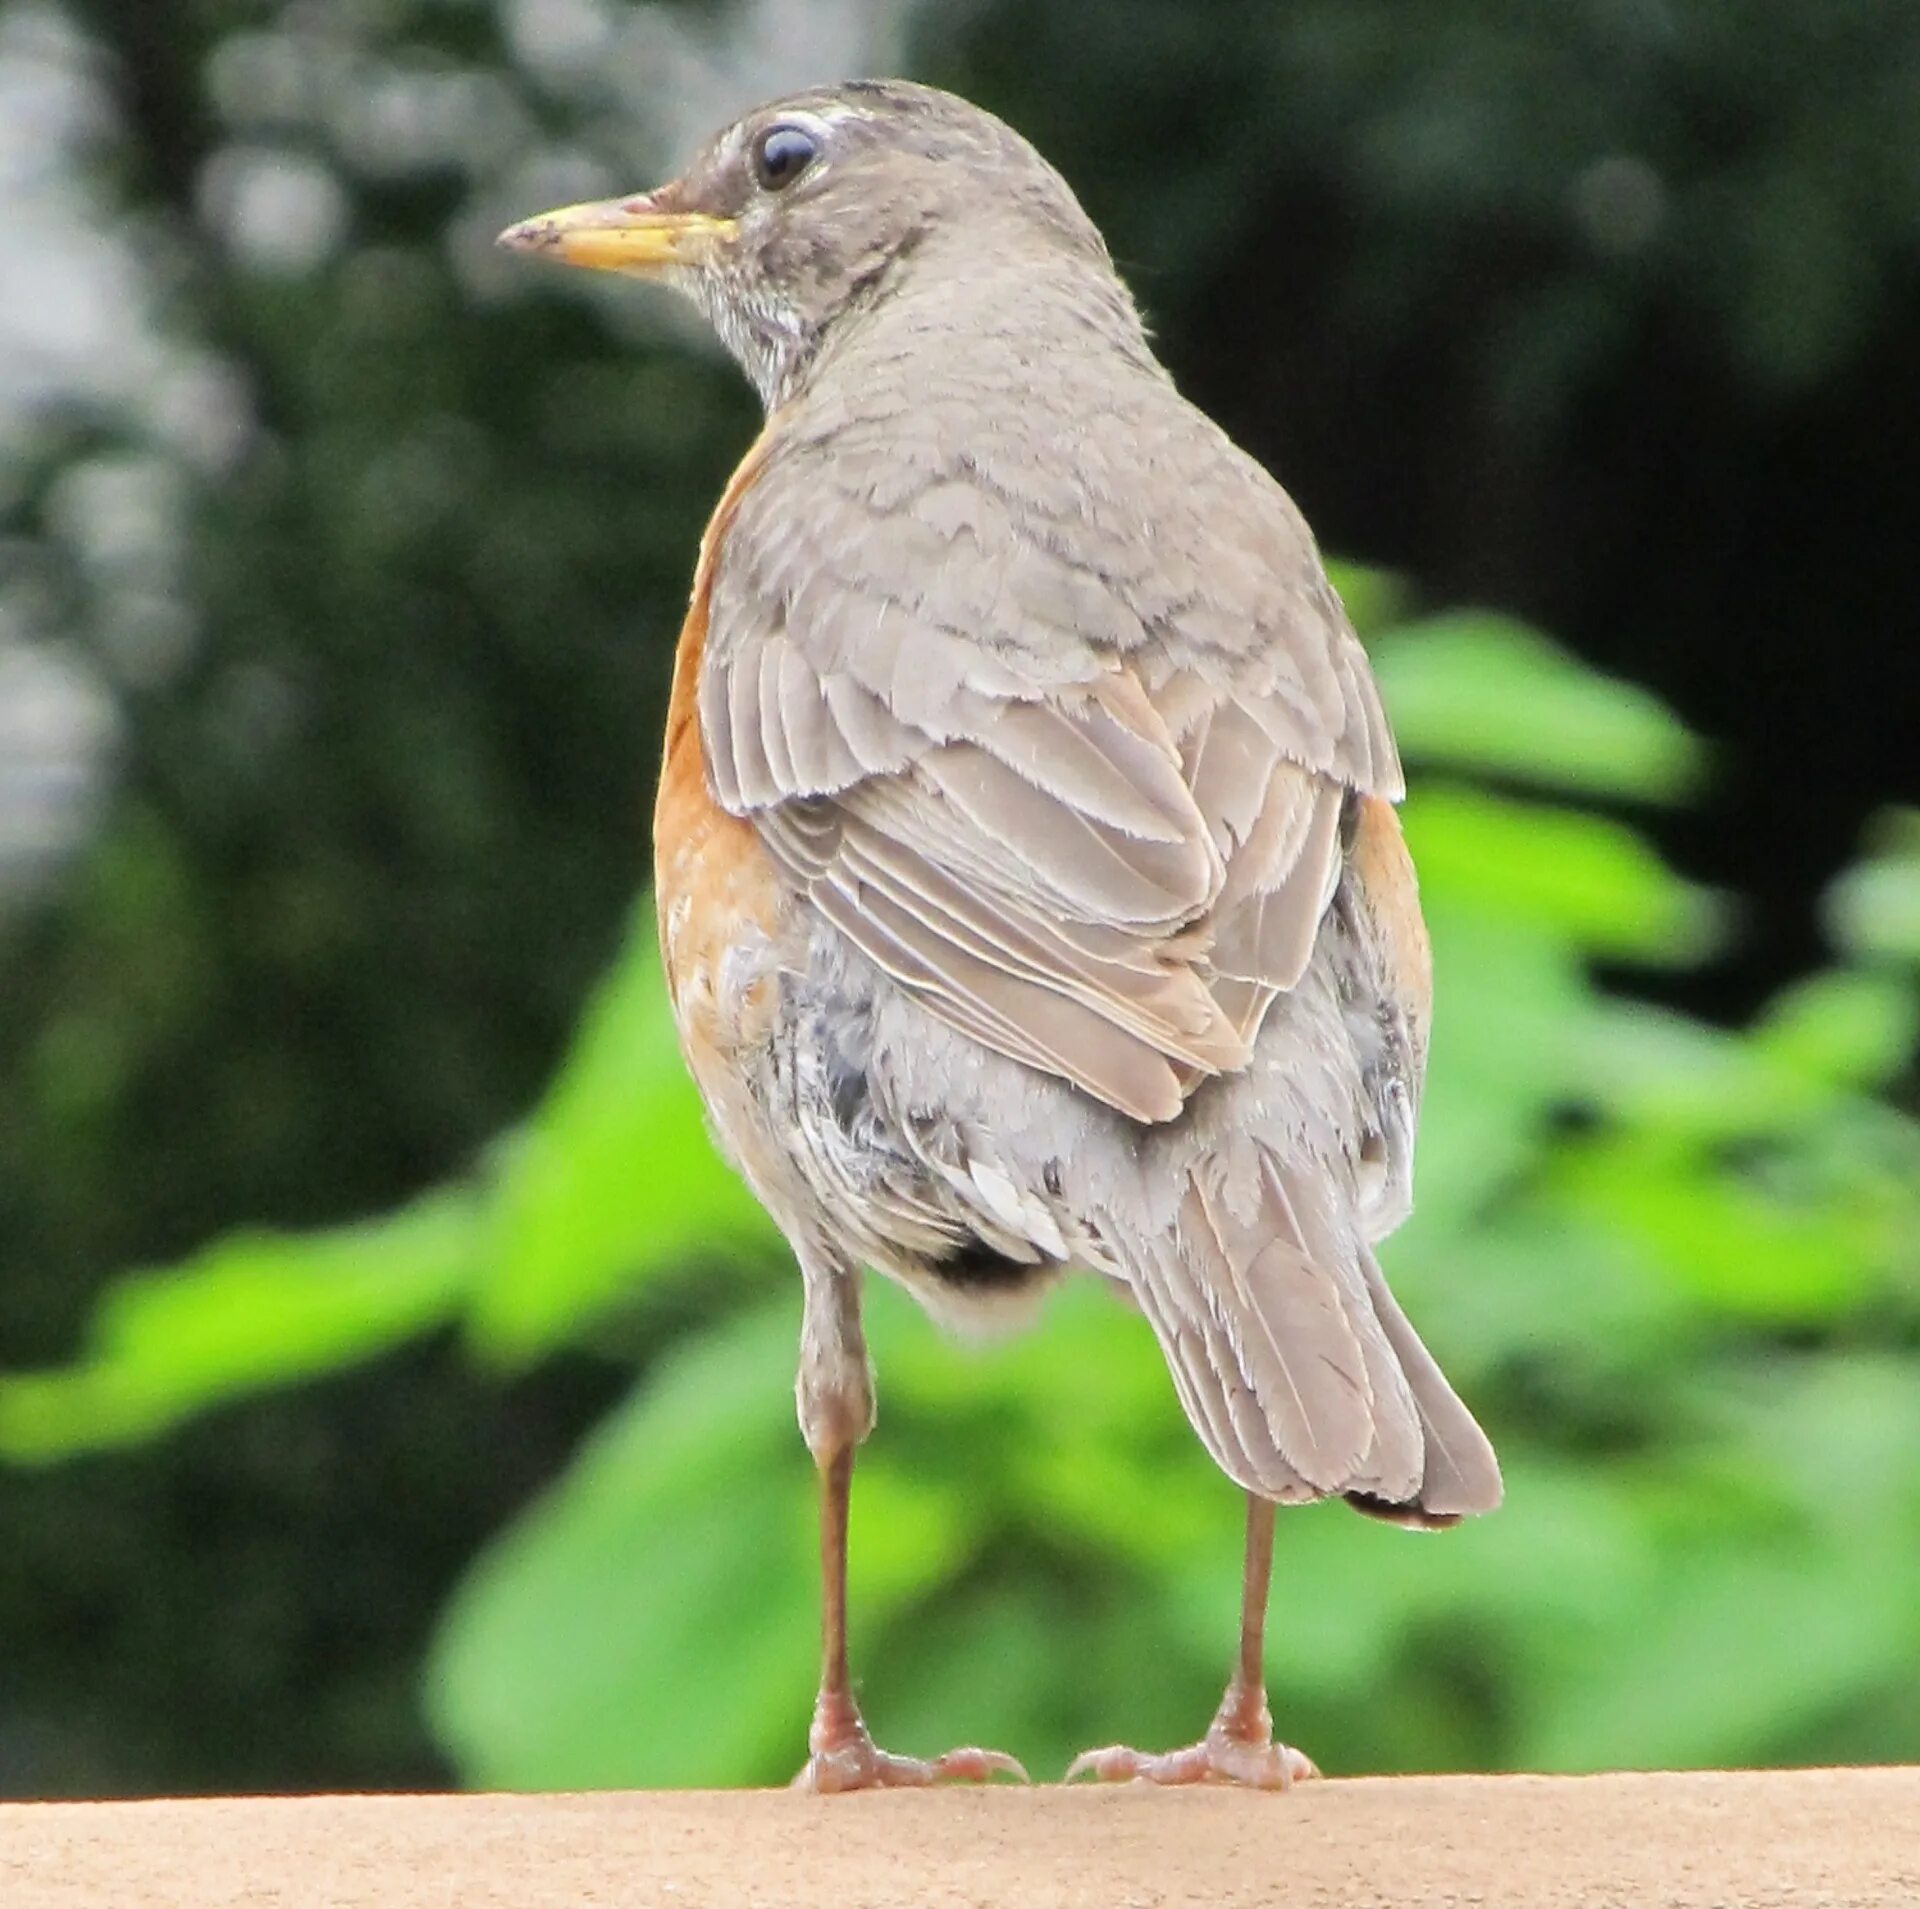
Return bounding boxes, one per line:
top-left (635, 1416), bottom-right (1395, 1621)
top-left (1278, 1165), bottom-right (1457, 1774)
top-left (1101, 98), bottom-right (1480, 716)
top-left (1067, 1494), bottom-right (1318, 1789)
top-left (789, 1255), bottom-right (1026, 1794)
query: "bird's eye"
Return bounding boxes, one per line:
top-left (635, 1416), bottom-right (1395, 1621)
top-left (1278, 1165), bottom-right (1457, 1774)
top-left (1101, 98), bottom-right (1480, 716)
top-left (753, 124), bottom-right (819, 192)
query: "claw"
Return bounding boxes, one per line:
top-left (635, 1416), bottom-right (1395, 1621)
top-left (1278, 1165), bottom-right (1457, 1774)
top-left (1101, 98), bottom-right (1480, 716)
top-left (930, 1746), bottom-right (1030, 1784)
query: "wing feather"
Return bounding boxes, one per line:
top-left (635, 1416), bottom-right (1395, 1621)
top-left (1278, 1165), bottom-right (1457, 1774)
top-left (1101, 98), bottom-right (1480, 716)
top-left (698, 448), bottom-right (1401, 1121)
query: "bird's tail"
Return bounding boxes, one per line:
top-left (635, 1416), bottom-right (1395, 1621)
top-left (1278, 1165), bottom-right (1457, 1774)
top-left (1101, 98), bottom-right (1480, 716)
top-left (1127, 1136), bottom-right (1501, 1524)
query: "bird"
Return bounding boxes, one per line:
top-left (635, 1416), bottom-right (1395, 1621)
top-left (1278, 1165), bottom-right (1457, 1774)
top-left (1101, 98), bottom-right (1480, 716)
top-left (498, 79), bottom-right (1501, 1795)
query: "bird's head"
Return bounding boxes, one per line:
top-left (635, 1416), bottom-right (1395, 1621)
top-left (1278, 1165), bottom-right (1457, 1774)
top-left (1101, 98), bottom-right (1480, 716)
top-left (498, 80), bottom-right (1116, 408)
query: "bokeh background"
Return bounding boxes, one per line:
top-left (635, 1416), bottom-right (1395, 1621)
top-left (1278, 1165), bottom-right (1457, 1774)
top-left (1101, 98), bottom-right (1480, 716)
top-left (3, 0), bottom-right (1918, 1798)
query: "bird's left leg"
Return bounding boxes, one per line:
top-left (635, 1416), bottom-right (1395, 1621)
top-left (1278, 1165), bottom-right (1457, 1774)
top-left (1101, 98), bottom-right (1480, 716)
top-left (790, 1251), bottom-right (1026, 1794)
top-left (1067, 1493), bottom-right (1319, 1789)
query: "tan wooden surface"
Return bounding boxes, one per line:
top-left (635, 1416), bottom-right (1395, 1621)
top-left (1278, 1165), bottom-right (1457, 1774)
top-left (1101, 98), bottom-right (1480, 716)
top-left (2, 1769), bottom-right (1916, 1908)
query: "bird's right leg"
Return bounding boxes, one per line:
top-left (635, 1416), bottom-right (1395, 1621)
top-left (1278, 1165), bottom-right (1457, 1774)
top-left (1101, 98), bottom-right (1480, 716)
top-left (1067, 1493), bottom-right (1319, 1789)
top-left (789, 1252), bottom-right (1026, 1794)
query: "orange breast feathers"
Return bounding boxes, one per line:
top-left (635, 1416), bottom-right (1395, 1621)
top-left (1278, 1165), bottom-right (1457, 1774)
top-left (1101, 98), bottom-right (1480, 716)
top-left (653, 427), bottom-right (786, 1052)
top-left (1343, 792), bottom-right (1433, 1059)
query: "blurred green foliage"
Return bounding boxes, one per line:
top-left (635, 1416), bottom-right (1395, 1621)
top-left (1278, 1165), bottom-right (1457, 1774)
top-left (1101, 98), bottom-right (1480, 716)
top-left (3, 0), bottom-right (1919, 1798)
top-left (7, 582), bottom-right (1917, 1784)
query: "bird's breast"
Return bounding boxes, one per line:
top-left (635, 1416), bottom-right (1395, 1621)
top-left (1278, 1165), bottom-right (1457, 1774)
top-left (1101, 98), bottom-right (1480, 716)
top-left (654, 423), bottom-right (791, 1146)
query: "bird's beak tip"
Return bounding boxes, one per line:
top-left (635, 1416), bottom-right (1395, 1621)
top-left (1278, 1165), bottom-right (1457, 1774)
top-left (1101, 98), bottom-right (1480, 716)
top-left (495, 216), bottom-right (559, 254)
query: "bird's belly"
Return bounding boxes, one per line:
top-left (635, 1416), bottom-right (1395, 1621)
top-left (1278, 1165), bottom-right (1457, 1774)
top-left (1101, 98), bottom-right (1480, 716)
top-left (666, 883), bottom-right (1079, 1326)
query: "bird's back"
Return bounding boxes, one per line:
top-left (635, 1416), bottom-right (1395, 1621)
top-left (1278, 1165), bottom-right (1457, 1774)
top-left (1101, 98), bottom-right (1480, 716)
top-left (676, 250), bottom-right (1499, 1522)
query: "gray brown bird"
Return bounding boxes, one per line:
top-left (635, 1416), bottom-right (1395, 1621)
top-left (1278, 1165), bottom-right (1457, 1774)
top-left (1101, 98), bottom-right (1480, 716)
top-left (500, 79), bottom-right (1501, 1794)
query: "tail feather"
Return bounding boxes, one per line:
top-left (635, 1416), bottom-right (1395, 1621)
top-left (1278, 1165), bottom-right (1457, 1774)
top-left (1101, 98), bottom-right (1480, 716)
top-left (1184, 1163), bottom-right (1374, 1492)
top-left (1353, 1244), bottom-right (1503, 1519)
top-left (1128, 1142), bottom-right (1496, 1522)
top-left (1134, 1207), bottom-right (1321, 1504)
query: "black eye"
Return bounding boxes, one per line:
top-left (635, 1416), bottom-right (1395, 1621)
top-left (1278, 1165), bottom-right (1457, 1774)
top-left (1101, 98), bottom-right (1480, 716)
top-left (753, 124), bottom-right (819, 192)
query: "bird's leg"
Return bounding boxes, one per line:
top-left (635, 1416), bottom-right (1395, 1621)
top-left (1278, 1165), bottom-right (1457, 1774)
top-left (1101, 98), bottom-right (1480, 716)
top-left (789, 1255), bottom-right (1026, 1794)
top-left (1067, 1493), bottom-right (1319, 1789)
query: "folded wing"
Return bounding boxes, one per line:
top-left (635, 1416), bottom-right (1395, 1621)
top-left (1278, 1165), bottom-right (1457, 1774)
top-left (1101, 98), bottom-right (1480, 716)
top-left (699, 449), bottom-right (1398, 1122)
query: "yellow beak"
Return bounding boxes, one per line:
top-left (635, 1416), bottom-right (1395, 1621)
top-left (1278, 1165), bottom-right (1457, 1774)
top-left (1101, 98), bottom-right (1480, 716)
top-left (495, 196), bottom-right (735, 276)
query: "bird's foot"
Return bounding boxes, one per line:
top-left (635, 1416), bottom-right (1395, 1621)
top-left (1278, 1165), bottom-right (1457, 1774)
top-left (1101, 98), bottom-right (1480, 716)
top-left (1065, 1730), bottom-right (1317, 1790)
top-left (1066, 1679), bottom-right (1317, 1790)
top-left (794, 1739), bottom-right (1029, 1794)
top-left (792, 1687), bottom-right (1028, 1794)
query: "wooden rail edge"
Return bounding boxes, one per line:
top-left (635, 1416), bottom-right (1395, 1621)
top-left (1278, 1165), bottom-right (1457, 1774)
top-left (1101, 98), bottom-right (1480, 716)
top-left (2, 1768), bottom-right (1916, 1907)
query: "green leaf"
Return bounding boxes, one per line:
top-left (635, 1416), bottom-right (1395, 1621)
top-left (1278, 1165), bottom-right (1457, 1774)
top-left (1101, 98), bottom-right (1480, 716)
top-left (425, 1301), bottom-right (812, 1789)
top-left (1752, 969), bottom-right (1920, 1093)
top-left (467, 906), bottom-right (777, 1365)
top-left (1325, 559), bottom-right (1410, 639)
top-left (1491, 1362), bottom-right (1920, 1774)
top-left (1375, 613), bottom-right (1705, 801)
top-left (0, 1189), bottom-right (475, 1463)
top-left (1824, 809), bottom-right (1920, 964)
top-left (1405, 783), bottom-right (1725, 963)
top-left (1525, 1548), bottom-right (1913, 1770)
top-left (1555, 1137), bottom-right (1877, 1323)
top-left (1566, 1001), bottom-right (1829, 1143)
